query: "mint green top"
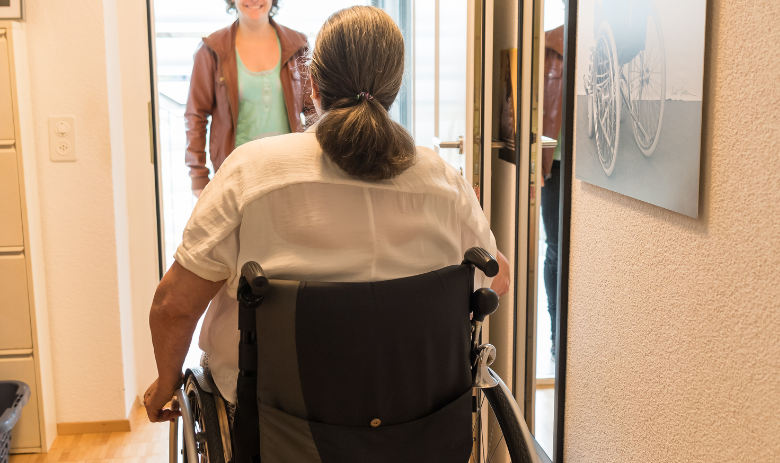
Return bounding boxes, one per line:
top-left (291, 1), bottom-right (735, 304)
top-left (235, 34), bottom-right (290, 147)
top-left (553, 128), bottom-right (562, 161)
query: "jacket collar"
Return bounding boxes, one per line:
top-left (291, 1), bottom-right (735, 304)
top-left (202, 18), bottom-right (309, 66)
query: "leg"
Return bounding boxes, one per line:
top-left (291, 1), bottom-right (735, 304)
top-left (541, 161), bottom-right (560, 356)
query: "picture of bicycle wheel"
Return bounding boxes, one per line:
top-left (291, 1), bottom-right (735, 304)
top-left (574, 0), bottom-right (706, 218)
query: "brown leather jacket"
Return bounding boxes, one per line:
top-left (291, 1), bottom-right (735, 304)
top-left (185, 19), bottom-right (316, 191)
top-left (542, 25), bottom-right (564, 177)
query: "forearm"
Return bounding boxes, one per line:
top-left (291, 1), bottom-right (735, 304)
top-left (144, 262), bottom-right (224, 422)
top-left (148, 262), bottom-right (224, 389)
top-left (149, 299), bottom-right (203, 390)
top-left (184, 122), bottom-right (211, 190)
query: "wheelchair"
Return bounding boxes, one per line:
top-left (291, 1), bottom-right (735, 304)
top-left (583, 0), bottom-right (666, 175)
top-left (170, 248), bottom-right (543, 463)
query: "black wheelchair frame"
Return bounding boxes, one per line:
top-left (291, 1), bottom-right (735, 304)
top-left (171, 248), bottom-right (544, 463)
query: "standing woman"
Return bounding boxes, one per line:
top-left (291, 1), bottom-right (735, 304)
top-left (185, 0), bottom-right (316, 197)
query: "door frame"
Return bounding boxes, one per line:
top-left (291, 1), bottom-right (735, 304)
top-left (551, 0), bottom-right (576, 459)
top-left (144, 0), bottom-right (165, 280)
top-left (512, 0), bottom-right (575, 461)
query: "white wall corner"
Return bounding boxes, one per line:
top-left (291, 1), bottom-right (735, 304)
top-left (12, 21), bottom-right (57, 451)
top-left (113, 0), bottom-right (160, 405)
top-left (102, 0), bottom-right (139, 417)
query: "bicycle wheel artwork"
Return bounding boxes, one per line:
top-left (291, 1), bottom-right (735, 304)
top-left (593, 22), bottom-right (621, 176)
top-left (575, 0), bottom-right (707, 218)
top-left (628, 6), bottom-right (666, 156)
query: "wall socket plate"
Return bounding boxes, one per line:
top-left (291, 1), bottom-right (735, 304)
top-left (49, 116), bottom-right (76, 162)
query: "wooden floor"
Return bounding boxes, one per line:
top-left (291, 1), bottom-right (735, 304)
top-left (10, 405), bottom-right (169, 463)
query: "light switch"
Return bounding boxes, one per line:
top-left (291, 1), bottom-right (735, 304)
top-left (49, 116), bottom-right (76, 162)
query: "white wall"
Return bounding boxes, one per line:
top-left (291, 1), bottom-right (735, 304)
top-left (23, 0), bottom-right (158, 423)
top-left (565, 0), bottom-right (780, 460)
top-left (115, 0), bottom-right (160, 409)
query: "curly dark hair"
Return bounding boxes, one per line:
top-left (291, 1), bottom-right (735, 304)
top-left (224, 0), bottom-right (279, 16)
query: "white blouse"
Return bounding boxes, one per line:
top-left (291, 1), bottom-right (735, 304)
top-left (175, 125), bottom-right (497, 403)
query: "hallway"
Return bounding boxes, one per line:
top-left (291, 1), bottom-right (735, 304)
top-left (9, 404), bottom-right (168, 463)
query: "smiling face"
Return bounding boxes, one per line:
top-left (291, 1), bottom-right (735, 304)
top-left (234, 0), bottom-right (274, 23)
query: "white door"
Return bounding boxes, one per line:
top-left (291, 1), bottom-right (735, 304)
top-left (413, 0), bottom-right (493, 219)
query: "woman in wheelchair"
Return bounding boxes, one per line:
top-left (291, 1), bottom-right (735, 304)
top-left (144, 6), bottom-right (536, 463)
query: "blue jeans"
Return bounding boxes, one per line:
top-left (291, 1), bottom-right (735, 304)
top-left (541, 161), bottom-right (560, 352)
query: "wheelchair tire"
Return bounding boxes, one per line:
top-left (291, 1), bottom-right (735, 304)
top-left (184, 375), bottom-right (227, 463)
top-left (472, 371), bottom-right (536, 463)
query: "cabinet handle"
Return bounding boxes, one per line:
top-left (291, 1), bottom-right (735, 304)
top-left (0, 246), bottom-right (24, 254)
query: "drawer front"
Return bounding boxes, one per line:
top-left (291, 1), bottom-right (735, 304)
top-left (0, 355), bottom-right (41, 450)
top-left (0, 31), bottom-right (14, 142)
top-left (0, 253), bottom-right (32, 350)
top-left (0, 147), bottom-right (24, 247)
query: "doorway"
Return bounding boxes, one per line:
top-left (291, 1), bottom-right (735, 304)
top-left (534, 2), bottom-right (565, 457)
top-left (147, 0), bottom-right (473, 370)
top-left (150, 0), bottom-right (378, 370)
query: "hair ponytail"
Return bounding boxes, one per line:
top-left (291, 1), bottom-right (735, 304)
top-left (310, 6), bottom-right (416, 181)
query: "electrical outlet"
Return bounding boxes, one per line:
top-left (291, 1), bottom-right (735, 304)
top-left (49, 116), bottom-right (76, 162)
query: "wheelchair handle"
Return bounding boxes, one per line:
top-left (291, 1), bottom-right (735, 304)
top-left (471, 288), bottom-right (499, 322)
top-left (241, 261), bottom-right (270, 296)
top-left (463, 247), bottom-right (499, 277)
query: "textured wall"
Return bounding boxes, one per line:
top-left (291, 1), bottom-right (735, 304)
top-left (564, 0), bottom-right (780, 461)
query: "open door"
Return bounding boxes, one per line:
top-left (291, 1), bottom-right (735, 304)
top-left (415, 0), bottom-right (493, 218)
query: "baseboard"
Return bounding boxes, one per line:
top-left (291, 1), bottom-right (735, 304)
top-left (57, 396), bottom-right (142, 435)
top-left (536, 377), bottom-right (555, 389)
top-left (10, 446), bottom-right (42, 454)
top-left (57, 419), bottom-right (131, 435)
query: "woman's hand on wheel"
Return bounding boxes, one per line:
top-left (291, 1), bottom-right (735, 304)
top-left (143, 377), bottom-right (183, 423)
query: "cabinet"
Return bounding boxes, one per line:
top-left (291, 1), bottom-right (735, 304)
top-left (0, 253), bottom-right (32, 350)
top-left (0, 357), bottom-right (40, 449)
top-left (0, 31), bottom-right (14, 141)
top-left (0, 23), bottom-right (55, 454)
top-left (0, 147), bottom-right (24, 246)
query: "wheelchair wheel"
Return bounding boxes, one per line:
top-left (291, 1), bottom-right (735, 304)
top-left (472, 371), bottom-right (536, 463)
top-left (182, 375), bottom-right (227, 463)
top-left (593, 21), bottom-right (621, 176)
top-left (628, 5), bottom-right (666, 156)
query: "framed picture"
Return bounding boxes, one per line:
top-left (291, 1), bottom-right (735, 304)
top-left (574, 0), bottom-right (707, 218)
top-left (0, 0), bottom-right (23, 20)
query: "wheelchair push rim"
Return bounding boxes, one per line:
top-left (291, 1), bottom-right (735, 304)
top-left (172, 373), bottom-right (229, 463)
top-left (627, 5), bottom-right (665, 156)
top-left (593, 21), bottom-right (621, 176)
top-left (471, 369), bottom-right (540, 463)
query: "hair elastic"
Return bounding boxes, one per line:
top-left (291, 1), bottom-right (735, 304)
top-left (356, 92), bottom-right (374, 101)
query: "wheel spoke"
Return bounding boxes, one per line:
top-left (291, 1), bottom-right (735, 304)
top-left (487, 435), bottom-right (505, 463)
top-left (473, 394), bottom-right (486, 434)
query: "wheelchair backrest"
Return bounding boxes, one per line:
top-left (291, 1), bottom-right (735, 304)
top-left (241, 264), bottom-right (474, 463)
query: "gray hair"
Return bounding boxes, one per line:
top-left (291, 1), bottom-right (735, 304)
top-left (310, 6), bottom-right (416, 181)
